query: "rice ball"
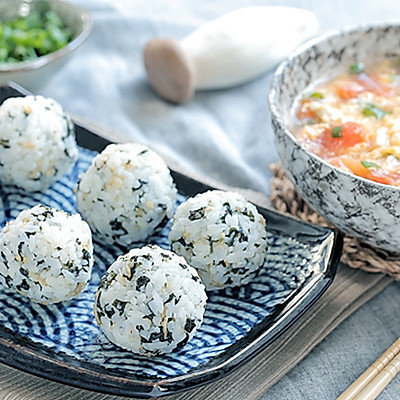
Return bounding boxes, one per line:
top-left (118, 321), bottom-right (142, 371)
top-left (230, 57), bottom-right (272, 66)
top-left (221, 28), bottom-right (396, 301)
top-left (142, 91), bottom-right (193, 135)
top-left (94, 245), bottom-right (207, 356)
top-left (169, 190), bottom-right (268, 290)
top-left (0, 95), bottom-right (78, 191)
top-left (76, 143), bottom-right (177, 246)
top-left (0, 205), bottom-right (93, 304)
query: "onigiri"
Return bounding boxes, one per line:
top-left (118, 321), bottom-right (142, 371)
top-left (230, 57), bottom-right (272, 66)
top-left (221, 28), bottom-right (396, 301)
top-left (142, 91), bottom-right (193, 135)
top-left (0, 204), bottom-right (93, 304)
top-left (0, 95), bottom-right (78, 191)
top-left (76, 143), bottom-right (177, 246)
top-left (94, 245), bottom-right (207, 356)
top-left (169, 190), bottom-right (268, 290)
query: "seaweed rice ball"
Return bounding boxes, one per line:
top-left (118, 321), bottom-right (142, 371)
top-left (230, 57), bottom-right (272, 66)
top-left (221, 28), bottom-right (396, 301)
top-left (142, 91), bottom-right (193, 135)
top-left (0, 95), bottom-right (78, 191)
top-left (94, 245), bottom-right (207, 356)
top-left (0, 204), bottom-right (93, 304)
top-left (76, 143), bottom-right (177, 246)
top-left (169, 190), bottom-right (268, 290)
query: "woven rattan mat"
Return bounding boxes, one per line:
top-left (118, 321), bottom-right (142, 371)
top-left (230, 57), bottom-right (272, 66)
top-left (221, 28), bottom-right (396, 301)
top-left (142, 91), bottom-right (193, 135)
top-left (270, 163), bottom-right (400, 280)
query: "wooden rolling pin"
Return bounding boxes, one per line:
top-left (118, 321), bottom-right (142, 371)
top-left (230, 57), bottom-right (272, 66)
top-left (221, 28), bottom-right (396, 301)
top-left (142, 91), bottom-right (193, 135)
top-left (143, 6), bottom-right (319, 103)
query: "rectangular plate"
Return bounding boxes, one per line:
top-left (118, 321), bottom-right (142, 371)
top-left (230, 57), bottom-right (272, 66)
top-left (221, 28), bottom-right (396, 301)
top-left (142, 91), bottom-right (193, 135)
top-left (0, 83), bottom-right (343, 398)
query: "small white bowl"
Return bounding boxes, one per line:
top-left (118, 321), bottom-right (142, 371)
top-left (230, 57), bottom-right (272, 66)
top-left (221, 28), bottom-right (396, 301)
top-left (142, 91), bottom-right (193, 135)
top-left (269, 23), bottom-right (400, 253)
top-left (0, 0), bottom-right (92, 90)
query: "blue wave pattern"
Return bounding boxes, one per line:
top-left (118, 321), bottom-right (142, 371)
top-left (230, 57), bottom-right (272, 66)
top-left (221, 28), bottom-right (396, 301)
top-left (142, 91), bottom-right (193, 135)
top-left (0, 147), bottom-right (322, 379)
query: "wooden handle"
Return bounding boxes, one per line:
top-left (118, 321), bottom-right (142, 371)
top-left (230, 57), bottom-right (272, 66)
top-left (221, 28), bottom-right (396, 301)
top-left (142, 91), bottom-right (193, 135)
top-left (352, 353), bottom-right (400, 400)
top-left (337, 338), bottom-right (400, 400)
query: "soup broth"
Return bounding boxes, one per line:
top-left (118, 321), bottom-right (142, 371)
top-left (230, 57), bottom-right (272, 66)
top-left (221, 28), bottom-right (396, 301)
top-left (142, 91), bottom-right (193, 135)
top-left (293, 59), bottom-right (400, 186)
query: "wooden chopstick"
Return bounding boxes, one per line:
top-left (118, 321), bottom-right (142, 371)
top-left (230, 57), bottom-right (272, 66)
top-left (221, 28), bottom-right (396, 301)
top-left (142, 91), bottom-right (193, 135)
top-left (337, 337), bottom-right (400, 400)
top-left (352, 351), bottom-right (400, 400)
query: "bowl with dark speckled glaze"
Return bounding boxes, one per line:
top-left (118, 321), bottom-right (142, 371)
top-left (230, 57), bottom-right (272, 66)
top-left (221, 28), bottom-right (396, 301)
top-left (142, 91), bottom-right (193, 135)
top-left (269, 23), bottom-right (400, 253)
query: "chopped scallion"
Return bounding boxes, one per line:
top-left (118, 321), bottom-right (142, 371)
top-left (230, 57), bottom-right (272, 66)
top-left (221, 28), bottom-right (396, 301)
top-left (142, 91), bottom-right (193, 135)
top-left (362, 104), bottom-right (388, 120)
top-left (331, 126), bottom-right (343, 138)
top-left (350, 62), bottom-right (365, 74)
top-left (361, 160), bottom-right (379, 168)
top-left (309, 92), bottom-right (324, 99)
top-left (0, 5), bottom-right (73, 64)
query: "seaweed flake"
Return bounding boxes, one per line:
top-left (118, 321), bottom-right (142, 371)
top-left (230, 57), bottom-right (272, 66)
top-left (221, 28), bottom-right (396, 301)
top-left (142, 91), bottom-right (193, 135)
top-left (226, 227), bottom-right (248, 246)
top-left (184, 318), bottom-right (196, 333)
top-left (243, 208), bottom-right (255, 222)
top-left (82, 249), bottom-right (91, 264)
top-left (161, 253), bottom-right (171, 262)
top-left (0, 251), bottom-right (9, 268)
top-left (176, 334), bottom-right (190, 349)
top-left (144, 311), bottom-right (155, 321)
top-left (0, 139), bottom-right (10, 149)
top-left (16, 279), bottom-right (30, 291)
top-left (17, 242), bottom-right (24, 258)
top-left (188, 207), bottom-right (206, 221)
top-left (104, 307), bottom-right (116, 319)
top-left (4, 275), bottom-right (12, 288)
top-left (157, 203), bottom-right (167, 211)
top-left (141, 254), bottom-right (152, 261)
top-left (110, 218), bottom-right (128, 235)
top-left (112, 299), bottom-right (129, 316)
top-left (136, 276), bottom-right (150, 292)
top-left (142, 329), bottom-right (173, 343)
top-left (165, 293), bottom-right (175, 304)
top-left (225, 277), bottom-right (233, 285)
top-left (99, 271), bottom-right (117, 290)
top-left (132, 179), bottom-right (147, 192)
top-left (179, 262), bottom-right (188, 270)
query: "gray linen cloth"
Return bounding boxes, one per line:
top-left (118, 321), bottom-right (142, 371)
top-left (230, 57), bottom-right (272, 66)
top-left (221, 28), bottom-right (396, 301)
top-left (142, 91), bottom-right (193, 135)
top-left (1, 0), bottom-right (400, 399)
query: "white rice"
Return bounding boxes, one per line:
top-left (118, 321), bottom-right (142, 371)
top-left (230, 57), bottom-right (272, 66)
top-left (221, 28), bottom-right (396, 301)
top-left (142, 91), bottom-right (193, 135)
top-left (169, 190), bottom-right (268, 290)
top-left (0, 205), bottom-right (93, 304)
top-left (0, 95), bottom-right (78, 191)
top-left (76, 143), bottom-right (177, 246)
top-left (94, 244), bottom-right (207, 356)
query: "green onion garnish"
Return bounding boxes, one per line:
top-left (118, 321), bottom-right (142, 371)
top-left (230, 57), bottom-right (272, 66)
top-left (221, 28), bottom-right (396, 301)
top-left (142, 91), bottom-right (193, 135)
top-left (0, 5), bottom-right (73, 64)
top-left (362, 104), bottom-right (388, 120)
top-left (350, 62), bottom-right (365, 74)
top-left (361, 160), bottom-right (379, 168)
top-left (331, 126), bottom-right (343, 138)
top-left (309, 92), bottom-right (324, 99)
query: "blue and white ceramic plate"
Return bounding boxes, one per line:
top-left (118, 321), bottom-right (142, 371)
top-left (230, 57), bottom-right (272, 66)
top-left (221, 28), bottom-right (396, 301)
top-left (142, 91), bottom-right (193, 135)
top-left (0, 84), bottom-right (343, 398)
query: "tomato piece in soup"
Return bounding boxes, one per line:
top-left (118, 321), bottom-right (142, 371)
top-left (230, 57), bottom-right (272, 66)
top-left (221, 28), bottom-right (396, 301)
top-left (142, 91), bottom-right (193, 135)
top-left (319, 122), bottom-right (366, 156)
top-left (296, 99), bottom-right (317, 120)
top-left (336, 80), bottom-right (365, 100)
top-left (341, 157), bottom-right (400, 185)
top-left (359, 72), bottom-right (394, 97)
top-left (335, 73), bottom-right (394, 100)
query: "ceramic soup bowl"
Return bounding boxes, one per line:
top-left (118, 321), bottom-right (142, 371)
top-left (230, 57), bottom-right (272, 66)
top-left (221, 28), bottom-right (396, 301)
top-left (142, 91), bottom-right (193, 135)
top-left (269, 23), bottom-right (400, 253)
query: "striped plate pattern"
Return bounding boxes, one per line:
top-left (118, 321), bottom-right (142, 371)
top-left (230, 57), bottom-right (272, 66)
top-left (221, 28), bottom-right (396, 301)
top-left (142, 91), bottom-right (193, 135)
top-left (0, 147), bottom-right (322, 379)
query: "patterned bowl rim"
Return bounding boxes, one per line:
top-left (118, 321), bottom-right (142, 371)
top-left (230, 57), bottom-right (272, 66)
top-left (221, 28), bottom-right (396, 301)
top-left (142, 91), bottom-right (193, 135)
top-left (268, 21), bottom-right (400, 193)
